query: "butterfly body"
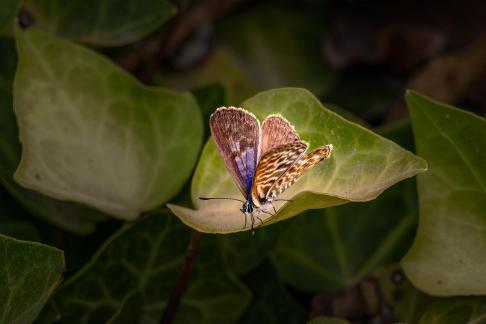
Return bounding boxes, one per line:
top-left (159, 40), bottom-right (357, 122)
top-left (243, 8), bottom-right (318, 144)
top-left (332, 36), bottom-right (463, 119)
top-left (208, 107), bottom-right (333, 229)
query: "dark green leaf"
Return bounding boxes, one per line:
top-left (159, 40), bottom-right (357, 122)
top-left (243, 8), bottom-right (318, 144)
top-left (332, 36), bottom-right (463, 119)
top-left (34, 300), bottom-right (61, 324)
top-left (220, 225), bottom-right (283, 276)
top-left (0, 234), bottom-right (64, 324)
top-left (13, 29), bottom-right (203, 220)
top-left (402, 91), bottom-right (486, 295)
top-left (0, 36), bottom-right (108, 235)
top-left (240, 262), bottom-right (307, 324)
top-left (54, 211), bottom-right (251, 323)
top-left (25, 0), bottom-right (177, 46)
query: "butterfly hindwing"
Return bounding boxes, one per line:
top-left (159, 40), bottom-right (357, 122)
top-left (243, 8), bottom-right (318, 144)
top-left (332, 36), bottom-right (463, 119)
top-left (251, 141), bottom-right (308, 206)
top-left (261, 115), bottom-right (300, 156)
top-left (210, 107), bottom-right (261, 198)
top-left (266, 144), bottom-right (333, 201)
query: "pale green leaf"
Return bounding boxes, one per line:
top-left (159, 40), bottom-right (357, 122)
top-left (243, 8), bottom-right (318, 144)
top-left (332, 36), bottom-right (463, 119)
top-left (169, 88), bottom-right (426, 233)
top-left (25, 0), bottom-right (176, 46)
top-left (0, 234), bottom-right (64, 324)
top-left (13, 29), bottom-right (203, 220)
top-left (401, 91), bottom-right (486, 296)
top-left (0, 37), bottom-right (108, 235)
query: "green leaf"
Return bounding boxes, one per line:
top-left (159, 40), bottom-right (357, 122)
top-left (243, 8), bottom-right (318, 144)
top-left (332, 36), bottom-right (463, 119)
top-left (54, 211), bottom-right (251, 323)
top-left (0, 234), bottom-right (64, 324)
top-left (0, 0), bottom-right (21, 32)
top-left (13, 28), bottom-right (203, 220)
top-left (0, 36), bottom-right (108, 234)
top-left (169, 88), bottom-right (426, 233)
top-left (418, 297), bottom-right (486, 324)
top-left (25, 0), bottom-right (176, 46)
top-left (239, 262), bottom-right (307, 324)
top-left (401, 91), bottom-right (486, 296)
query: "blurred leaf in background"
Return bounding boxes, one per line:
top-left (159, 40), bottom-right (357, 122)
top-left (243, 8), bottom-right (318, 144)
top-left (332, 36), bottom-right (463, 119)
top-left (24, 0), bottom-right (177, 46)
top-left (159, 4), bottom-right (335, 104)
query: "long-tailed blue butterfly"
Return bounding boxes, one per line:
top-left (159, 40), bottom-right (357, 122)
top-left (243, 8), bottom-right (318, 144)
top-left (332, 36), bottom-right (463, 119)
top-left (201, 107), bottom-right (333, 230)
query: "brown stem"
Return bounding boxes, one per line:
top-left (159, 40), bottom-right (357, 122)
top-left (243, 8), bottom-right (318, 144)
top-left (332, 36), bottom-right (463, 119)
top-left (160, 229), bottom-right (203, 324)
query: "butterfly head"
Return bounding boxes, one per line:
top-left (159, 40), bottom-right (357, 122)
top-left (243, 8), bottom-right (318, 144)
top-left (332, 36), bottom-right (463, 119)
top-left (240, 200), bottom-right (255, 214)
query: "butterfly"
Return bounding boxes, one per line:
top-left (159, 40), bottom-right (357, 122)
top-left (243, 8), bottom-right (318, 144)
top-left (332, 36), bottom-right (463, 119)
top-left (201, 107), bottom-right (333, 230)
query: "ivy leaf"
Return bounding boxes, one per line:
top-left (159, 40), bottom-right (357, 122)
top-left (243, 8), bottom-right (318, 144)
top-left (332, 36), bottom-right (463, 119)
top-left (418, 297), bottom-right (486, 324)
top-left (54, 211), bottom-right (251, 323)
top-left (13, 29), bottom-right (203, 220)
top-left (0, 37), bottom-right (108, 234)
top-left (401, 91), bottom-right (486, 296)
top-left (0, 0), bottom-right (21, 32)
top-left (0, 234), bottom-right (64, 324)
top-left (168, 88), bottom-right (426, 233)
top-left (24, 0), bottom-right (176, 46)
top-left (239, 262), bottom-right (307, 324)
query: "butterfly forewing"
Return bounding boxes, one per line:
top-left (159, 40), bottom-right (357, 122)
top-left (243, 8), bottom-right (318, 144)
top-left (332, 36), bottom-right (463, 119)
top-left (261, 115), bottom-right (300, 156)
top-left (251, 141), bottom-right (308, 206)
top-left (266, 144), bottom-right (333, 201)
top-left (210, 107), bottom-right (261, 198)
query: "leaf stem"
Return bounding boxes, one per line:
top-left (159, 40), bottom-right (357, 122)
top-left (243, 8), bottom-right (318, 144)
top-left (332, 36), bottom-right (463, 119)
top-left (160, 229), bottom-right (203, 324)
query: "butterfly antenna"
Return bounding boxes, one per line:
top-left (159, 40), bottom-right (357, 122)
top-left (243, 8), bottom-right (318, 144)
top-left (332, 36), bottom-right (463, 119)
top-left (199, 197), bottom-right (245, 203)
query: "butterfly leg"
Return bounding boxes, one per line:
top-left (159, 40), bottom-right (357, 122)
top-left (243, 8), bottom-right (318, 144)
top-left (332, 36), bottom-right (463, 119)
top-left (271, 203), bottom-right (277, 214)
top-left (256, 216), bottom-right (264, 226)
top-left (250, 213), bottom-right (258, 235)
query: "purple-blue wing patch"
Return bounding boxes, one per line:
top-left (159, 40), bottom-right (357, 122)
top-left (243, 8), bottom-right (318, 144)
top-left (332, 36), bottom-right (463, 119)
top-left (210, 107), bottom-right (261, 198)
